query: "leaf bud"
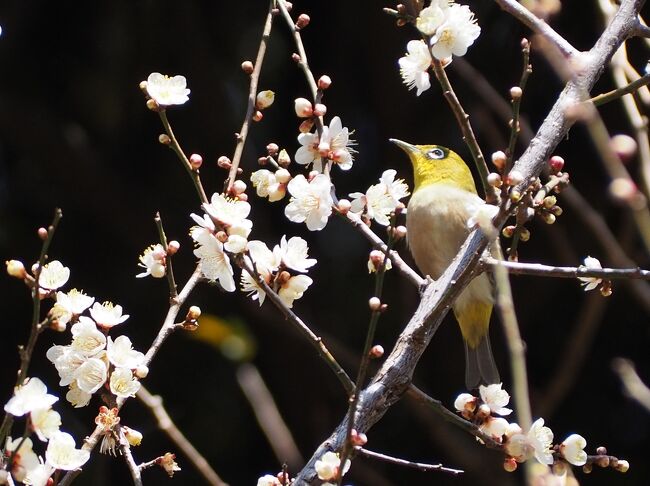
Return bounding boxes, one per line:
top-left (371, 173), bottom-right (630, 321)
top-left (241, 60), bottom-right (254, 74)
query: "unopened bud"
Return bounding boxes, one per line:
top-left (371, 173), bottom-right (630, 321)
top-left (551, 205), bottom-right (563, 216)
top-left (595, 455), bottom-right (610, 468)
top-left (350, 429), bottom-right (368, 446)
top-left (296, 13), bottom-right (310, 29)
top-left (318, 141), bottom-right (330, 157)
top-left (294, 97), bottom-right (313, 118)
top-left (237, 193), bottom-right (248, 202)
top-left (122, 426), bottom-right (143, 447)
top-left (285, 2), bottom-right (293, 11)
top-left (146, 99), bottom-right (160, 111)
top-left (396, 3), bottom-right (406, 13)
top-left (609, 177), bottom-right (637, 203)
top-left (476, 403), bottom-right (491, 420)
top-left (241, 61), bottom-right (254, 74)
top-left (258, 156), bottom-right (268, 166)
top-left (596, 446), bottom-right (608, 456)
top-left (232, 180), bottom-right (247, 195)
top-left (318, 75), bottom-right (332, 90)
top-left (506, 170), bottom-right (524, 185)
top-left (252, 110), bottom-right (264, 122)
top-left (502, 225), bottom-right (515, 238)
top-left (189, 153), bottom-right (203, 169)
top-left (135, 365), bottom-right (149, 379)
top-left (368, 297), bottom-right (381, 311)
top-left (543, 195), bottom-right (557, 208)
top-left (216, 231), bottom-right (228, 243)
top-left (256, 90), bottom-right (275, 110)
top-left (337, 198), bottom-right (351, 214)
top-left (313, 103), bottom-right (327, 117)
top-left (510, 86), bottom-right (523, 100)
top-left (549, 155), bottom-right (565, 173)
top-left (6, 260), bottom-right (26, 279)
top-left (158, 134), bottom-right (171, 145)
top-left (167, 241), bottom-right (180, 255)
top-left (504, 457), bottom-right (518, 472)
top-left (51, 320), bottom-right (66, 333)
top-left (492, 151), bottom-right (507, 171)
top-left (217, 156), bottom-right (232, 169)
top-left (615, 460), bottom-right (629, 473)
top-left (299, 119), bottom-right (315, 133)
top-left (187, 306), bottom-right (201, 320)
top-left (519, 227), bottom-right (530, 241)
top-left (396, 18), bottom-right (407, 27)
top-left (541, 212), bottom-right (556, 224)
top-left (139, 80), bottom-right (148, 92)
top-left (277, 149), bottom-right (291, 167)
top-left (394, 225), bottom-right (407, 239)
top-left (38, 227), bottom-right (48, 240)
top-left (291, 52), bottom-right (301, 63)
top-left (600, 280), bottom-right (613, 297)
top-left (308, 170), bottom-right (319, 181)
top-left (610, 134), bottom-right (637, 162)
top-left (487, 172), bottom-right (502, 187)
top-left (510, 190), bottom-right (522, 202)
top-left (370, 344), bottom-right (384, 358)
top-left (275, 168), bottom-right (291, 184)
top-left (266, 143), bottom-right (279, 156)
top-left (583, 463), bottom-right (593, 474)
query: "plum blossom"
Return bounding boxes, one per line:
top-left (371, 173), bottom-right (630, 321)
top-left (70, 317), bottom-right (106, 357)
top-left (295, 117), bottom-right (355, 172)
top-left (479, 383), bottom-right (512, 416)
top-left (4, 377), bottom-right (58, 417)
top-left (47, 346), bottom-right (86, 386)
top-left (479, 416), bottom-right (509, 441)
top-left (279, 275), bottom-right (313, 308)
top-left (349, 170), bottom-right (409, 226)
top-left (89, 301), bottom-right (129, 328)
top-left (145, 72), bottom-right (190, 106)
top-left (191, 227), bottom-right (235, 292)
top-left (314, 451), bottom-right (350, 481)
top-left (429, 3), bottom-right (481, 60)
top-left (24, 462), bottom-right (55, 486)
top-left (51, 289), bottom-right (95, 326)
top-left (251, 169), bottom-right (287, 202)
top-left (257, 475), bottom-right (281, 486)
top-left (75, 356), bottom-right (109, 394)
top-left (107, 335), bottom-right (145, 369)
top-left (201, 193), bottom-right (252, 238)
top-left (285, 174), bottom-right (333, 231)
top-left (578, 256), bottom-right (603, 291)
top-left (109, 368), bottom-right (140, 398)
top-left (31, 407), bottom-right (62, 442)
top-left (240, 240), bottom-right (279, 305)
top-left (66, 382), bottom-right (92, 408)
top-left (5, 436), bottom-right (39, 482)
top-left (45, 432), bottom-right (91, 471)
top-left (416, 1), bottom-right (450, 35)
top-left (38, 260), bottom-right (70, 291)
top-left (398, 40), bottom-right (432, 96)
top-left (560, 434), bottom-right (587, 466)
top-left (136, 243), bottom-right (166, 278)
top-left (274, 236), bottom-right (316, 273)
top-left (505, 418), bottom-right (554, 465)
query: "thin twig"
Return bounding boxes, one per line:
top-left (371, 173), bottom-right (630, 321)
top-left (505, 39), bottom-right (532, 174)
top-left (0, 208), bottom-right (62, 446)
top-left (154, 212), bottom-right (178, 300)
top-left (493, 0), bottom-right (578, 58)
top-left (431, 59), bottom-right (494, 203)
top-left (236, 363), bottom-right (303, 469)
top-left (612, 358), bottom-right (650, 412)
top-left (590, 68), bottom-right (650, 106)
top-left (356, 447), bottom-right (463, 475)
top-left (137, 385), bottom-right (228, 486)
top-left (226, 1), bottom-right (275, 194)
top-left (119, 428), bottom-right (143, 486)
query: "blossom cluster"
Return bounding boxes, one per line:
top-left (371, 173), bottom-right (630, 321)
top-left (454, 384), bottom-right (589, 470)
top-left (399, 0), bottom-right (481, 96)
top-left (190, 194), bottom-right (318, 308)
top-left (3, 377), bottom-right (90, 485)
top-left (349, 169), bottom-right (410, 226)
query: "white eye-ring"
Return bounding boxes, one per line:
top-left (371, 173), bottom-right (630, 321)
top-left (427, 148), bottom-right (445, 160)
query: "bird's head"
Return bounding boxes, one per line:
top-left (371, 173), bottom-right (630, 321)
top-left (390, 139), bottom-right (477, 194)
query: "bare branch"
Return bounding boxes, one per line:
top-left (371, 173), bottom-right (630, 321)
top-left (356, 447), bottom-right (463, 475)
top-left (482, 257), bottom-right (650, 280)
top-left (612, 358), bottom-right (650, 412)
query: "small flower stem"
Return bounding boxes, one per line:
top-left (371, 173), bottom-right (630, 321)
top-left (225, 1), bottom-right (275, 194)
top-left (431, 59), bottom-right (495, 204)
top-left (154, 212), bottom-right (178, 300)
top-left (137, 385), bottom-right (228, 486)
top-left (0, 208), bottom-right (62, 447)
top-left (119, 428), bottom-right (143, 486)
top-left (238, 258), bottom-right (355, 395)
top-left (338, 229), bottom-right (395, 484)
top-left (138, 458), bottom-right (159, 472)
top-left (355, 446), bottom-right (464, 475)
top-left (589, 68), bottom-right (650, 106)
top-left (158, 110), bottom-right (208, 204)
top-left (505, 40), bottom-right (532, 174)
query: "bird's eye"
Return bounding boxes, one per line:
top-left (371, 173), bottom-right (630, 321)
top-left (427, 148), bottom-right (445, 160)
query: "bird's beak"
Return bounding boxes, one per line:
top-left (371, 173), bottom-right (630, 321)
top-left (389, 138), bottom-right (418, 155)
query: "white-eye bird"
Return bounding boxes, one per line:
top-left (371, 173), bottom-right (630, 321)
top-left (391, 139), bottom-right (499, 389)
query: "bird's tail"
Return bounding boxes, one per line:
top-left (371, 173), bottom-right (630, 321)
top-left (455, 302), bottom-right (500, 389)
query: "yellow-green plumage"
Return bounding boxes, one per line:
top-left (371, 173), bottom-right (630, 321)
top-left (391, 139), bottom-right (499, 389)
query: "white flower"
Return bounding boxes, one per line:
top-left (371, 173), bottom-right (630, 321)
top-left (479, 383), bottom-right (512, 416)
top-left (430, 3), bottom-right (481, 60)
top-left (279, 275), bottom-right (313, 308)
top-left (136, 244), bottom-right (166, 278)
top-left (453, 392), bottom-right (476, 413)
top-left (89, 301), bottom-right (129, 328)
top-left (479, 417), bottom-right (509, 441)
top-left (274, 235), bottom-right (316, 273)
top-left (240, 240), bottom-right (279, 305)
top-left (4, 377), bottom-right (58, 417)
top-left (47, 346), bottom-right (86, 386)
top-left (416, 2), bottom-right (449, 35)
top-left (295, 132), bottom-right (322, 169)
top-left (45, 432), bottom-right (91, 471)
top-left (202, 193), bottom-right (252, 238)
top-left (256, 90), bottom-right (275, 110)
top-left (350, 185), bottom-right (394, 226)
top-left (24, 462), bottom-right (55, 486)
top-left (578, 256), bottom-right (603, 291)
top-left (146, 72), bottom-right (190, 106)
top-left (251, 169), bottom-right (286, 202)
top-left (380, 169), bottom-right (410, 203)
top-left (325, 116), bottom-right (356, 171)
top-left (70, 317), bottom-right (106, 357)
top-left (505, 418), bottom-right (554, 465)
top-left (314, 451), bottom-right (350, 481)
top-left (31, 407), bottom-right (62, 442)
top-left (75, 357), bottom-right (108, 394)
top-left (189, 212), bottom-right (216, 232)
top-left (65, 382), bottom-right (92, 408)
top-left (399, 40), bottom-right (432, 96)
top-left (224, 234), bottom-right (248, 254)
top-left (560, 434), bottom-right (587, 466)
top-left (285, 174), bottom-right (333, 231)
top-left (110, 367), bottom-right (141, 398)
top-left (467, 203), bottom-right (499, 238)
top-left (257, 474), bottom-right (281, 486)
top-left (52, 289), bottom-right (95, 325)
top-left (38, 260), bottom-right (70, 291)
top-left (5, 436), bottom-right (39, 482)
top-left (107, 335), bottom-right (145, 369)
top-left (122, 426), bottom-right (143, 447)
top-left (367, 251), bottom-right (392, 273)
top-left (191, 228), bottom-right (236, 292)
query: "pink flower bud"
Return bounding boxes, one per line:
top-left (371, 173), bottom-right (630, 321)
top-left (504, 457), bottom-right (518, 472)
top-left (506, 170), bottom-right (524, 185)
top-left (167, 240), bottom-right (180, 255)
top-left (487, 173), bottom-right (502, 187)
top-left (351, 429), bottom-right (368, 446)
top-left (252, 110), bottom-right (264, 122)
top-left (241, 61), bottom-right (254, 74)
top-left (510, 86), bottom-right (523, 100)
top-left (291, 52), bottom-right (301, 63)
top-left (492, 151), bottom-right (507, 171)
top-left (299, 119), bottom-right (315, 133)
top-left (318, 75), bottom-right (332, 90)
top-left (275, 168), bottom-right (291, 184)
top-left (296, 13), bottom-right (310, 29)
top-left (369, 297), bottom-right (381, 311)
top-left (266, 143), bottom-right (279, 155)
top-left (549, 155), bottom-right (564, 173)
top-left (337, 198), bottom-right (351, 214)
top-left (610, 134), bottom-right (637, 162)
top-left (189, 153), bottom-right (203, 169)
top-left (609, 177), bottom-right (637, 202)
top-left (370, 344), bottom-right (384, 358)
top-left (135, 365), bottom-right (149, 379)
top-left (233, 180), bottom-right (247, 195)
top-left (217, 156), bottom-right (232, 169)
top-left (38, 227), bottom-right (48, 240)
top-left (294, 98), bottom-right (313, 118)
top-left (394, 225), bottom-right (407, 239)
top-left (313, 103), bottom-right (327, 117)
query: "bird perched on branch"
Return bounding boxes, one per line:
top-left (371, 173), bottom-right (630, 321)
top-left (391, 139), bottom-right (499, 389)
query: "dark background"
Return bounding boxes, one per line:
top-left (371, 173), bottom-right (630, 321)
top-left (1, 1), bottom-right (650, 485)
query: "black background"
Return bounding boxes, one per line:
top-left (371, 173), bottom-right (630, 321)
top-left (1, 1), bottom-right (650, 485)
